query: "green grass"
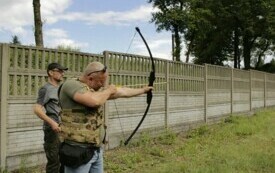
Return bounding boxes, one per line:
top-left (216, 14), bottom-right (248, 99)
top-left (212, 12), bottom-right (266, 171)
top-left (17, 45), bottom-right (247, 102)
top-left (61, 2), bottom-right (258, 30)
top-left (104, 109), bottom-right (275, 173)
top-left (8, 108), bottom-right (275, 173)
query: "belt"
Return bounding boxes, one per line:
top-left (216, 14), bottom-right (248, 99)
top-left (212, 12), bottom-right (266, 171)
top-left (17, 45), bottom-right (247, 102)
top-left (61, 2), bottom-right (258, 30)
top-left (64, 140), bottom-right (100, 151)
top-left (62, 109), bottom-right (93, 115)
top-left (46, 112), bottom-right (58, 116)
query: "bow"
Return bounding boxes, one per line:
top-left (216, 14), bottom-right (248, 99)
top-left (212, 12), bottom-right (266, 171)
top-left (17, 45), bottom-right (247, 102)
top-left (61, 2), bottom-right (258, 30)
top-left (124, 27), bottom-right (156, 145)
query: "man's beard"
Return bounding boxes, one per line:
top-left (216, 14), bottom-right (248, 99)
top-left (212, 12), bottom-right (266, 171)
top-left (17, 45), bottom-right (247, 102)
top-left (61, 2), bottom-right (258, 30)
top-left (56, 78), bottom-right (62, 83)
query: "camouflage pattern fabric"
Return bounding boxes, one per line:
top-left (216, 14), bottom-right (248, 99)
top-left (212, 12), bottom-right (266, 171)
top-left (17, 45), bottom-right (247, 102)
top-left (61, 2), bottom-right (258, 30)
top-left (59, 107), bottom-right (104, 146)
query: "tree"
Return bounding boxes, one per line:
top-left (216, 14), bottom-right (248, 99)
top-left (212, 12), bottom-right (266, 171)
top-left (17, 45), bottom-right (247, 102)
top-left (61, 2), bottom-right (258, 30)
top-left (187, 0), bottom-right (275, 68)
top-left (33, 0), bottom-right (43, 47)
top-left (11, 35), bottom-right (21, 45)
top-left (189, 0), bottom-right (232, 65)
top-left (149, 0), bottom-right (274, 66)
top-left (233, 0), bottom-right (274, 69)
top-left (149, 0), bottom-right (188, 62)
top-left (257, 59), bottom-right (275, 73)
top-left (56, 45), bottom-right (81, 52)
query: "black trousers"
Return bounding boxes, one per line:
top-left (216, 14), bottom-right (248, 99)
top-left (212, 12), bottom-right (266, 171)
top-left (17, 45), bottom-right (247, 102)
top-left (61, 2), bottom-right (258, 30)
top-left (43, 128), bottom-right (63, 173)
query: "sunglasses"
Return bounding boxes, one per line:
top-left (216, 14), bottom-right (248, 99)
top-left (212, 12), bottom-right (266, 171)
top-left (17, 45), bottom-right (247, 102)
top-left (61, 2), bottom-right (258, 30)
top-left (51, 69), bottom-right (65, 73)
top-left (87, 66), bottom-right (107, 76)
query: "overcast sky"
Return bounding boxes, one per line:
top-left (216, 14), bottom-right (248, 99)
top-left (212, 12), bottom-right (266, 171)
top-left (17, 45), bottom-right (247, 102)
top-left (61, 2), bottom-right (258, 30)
top-left (0, 0), bottom-right (175, 60)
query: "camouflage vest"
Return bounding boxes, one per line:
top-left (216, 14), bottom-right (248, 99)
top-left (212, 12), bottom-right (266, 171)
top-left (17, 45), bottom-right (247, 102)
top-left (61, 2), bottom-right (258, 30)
top-left (59, 82), bottom-right (105, 147)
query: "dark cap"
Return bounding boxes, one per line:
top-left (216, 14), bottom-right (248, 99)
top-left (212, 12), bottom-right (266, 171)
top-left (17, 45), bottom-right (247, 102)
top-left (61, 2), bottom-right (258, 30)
top-left (47, 62), bottom-right (68, 71)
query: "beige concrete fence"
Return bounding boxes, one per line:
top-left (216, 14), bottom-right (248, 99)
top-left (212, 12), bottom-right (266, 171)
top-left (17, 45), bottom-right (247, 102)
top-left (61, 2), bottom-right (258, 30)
top-left (0, 43), bottom-right (275, 171)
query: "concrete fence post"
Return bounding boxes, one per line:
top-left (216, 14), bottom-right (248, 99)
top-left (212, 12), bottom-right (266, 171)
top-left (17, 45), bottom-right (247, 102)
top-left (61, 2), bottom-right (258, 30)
top-left (0, 44), bottom-right (9, 169)
top-left (165, 61), bottom-right (169, 128)
top-left (249, 70), bottom-right (252, 111)
top-left (264, 73), bottom-right (267, 107)
top-left (231, 68), bottom-right (234, 114)
top-left (204, 64), bottom-right (208, 123)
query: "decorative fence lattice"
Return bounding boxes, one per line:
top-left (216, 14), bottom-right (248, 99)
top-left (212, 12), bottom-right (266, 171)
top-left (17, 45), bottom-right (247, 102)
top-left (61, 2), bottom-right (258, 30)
top-left (0, 43), bottom-right (275, 171)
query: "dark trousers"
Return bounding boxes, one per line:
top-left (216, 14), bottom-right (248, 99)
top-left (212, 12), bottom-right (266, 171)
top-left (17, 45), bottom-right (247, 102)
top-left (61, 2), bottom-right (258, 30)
top-left (44, 128), bottom-right (63, 173)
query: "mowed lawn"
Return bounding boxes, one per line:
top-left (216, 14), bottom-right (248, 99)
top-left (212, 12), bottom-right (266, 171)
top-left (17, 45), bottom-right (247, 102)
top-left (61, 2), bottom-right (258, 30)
top-left (104, 108), bottom-right (275, 173)
top-left (9, 108), bottom-right (275, 173)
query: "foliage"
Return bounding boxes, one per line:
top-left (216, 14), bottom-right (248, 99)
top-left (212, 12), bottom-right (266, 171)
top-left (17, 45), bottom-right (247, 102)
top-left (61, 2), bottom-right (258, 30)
top-left (0, 168), bottom-right (9, 173)
top-left (186, 125), bottom-right (209, 138)
top-left (126, 129), bottom-right (177, 148)
top-left (149, 0), bottom-right (189, 61)
top-left (56, 44), bottom-right (81, 52)
top-left (149, 0), bottom-right (275, 67)
top-left (189, 0), bottom-right (232, 65)
top-left (256, 59), bottom-right (275, 73)
top-left (190, 0), bottom-right (275, 67)
top-left (10, 35), bottom-right (21, 45)
top-left (155, 129), bottom-right (177, 145)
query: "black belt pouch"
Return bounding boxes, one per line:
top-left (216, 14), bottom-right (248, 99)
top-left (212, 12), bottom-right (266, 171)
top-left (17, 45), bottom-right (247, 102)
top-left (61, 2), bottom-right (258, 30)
top-left (59, 142), bottom-right (94, 168)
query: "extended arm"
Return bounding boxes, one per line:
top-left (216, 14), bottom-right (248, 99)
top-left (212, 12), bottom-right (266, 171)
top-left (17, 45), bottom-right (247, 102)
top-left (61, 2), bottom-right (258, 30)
top-left (73, 84), bottom-right (117, 107)
top-left (109, 86), bottom-right (153, 99)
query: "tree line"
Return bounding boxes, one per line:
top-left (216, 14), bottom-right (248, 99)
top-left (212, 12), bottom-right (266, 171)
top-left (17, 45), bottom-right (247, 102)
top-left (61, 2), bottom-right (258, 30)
top-left (149, 0), bottom-right (275, 71)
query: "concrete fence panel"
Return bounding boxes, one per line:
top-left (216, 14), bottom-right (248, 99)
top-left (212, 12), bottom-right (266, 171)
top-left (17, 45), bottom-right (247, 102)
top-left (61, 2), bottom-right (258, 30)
top-left (0, 43), bottom-right (275, 171)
